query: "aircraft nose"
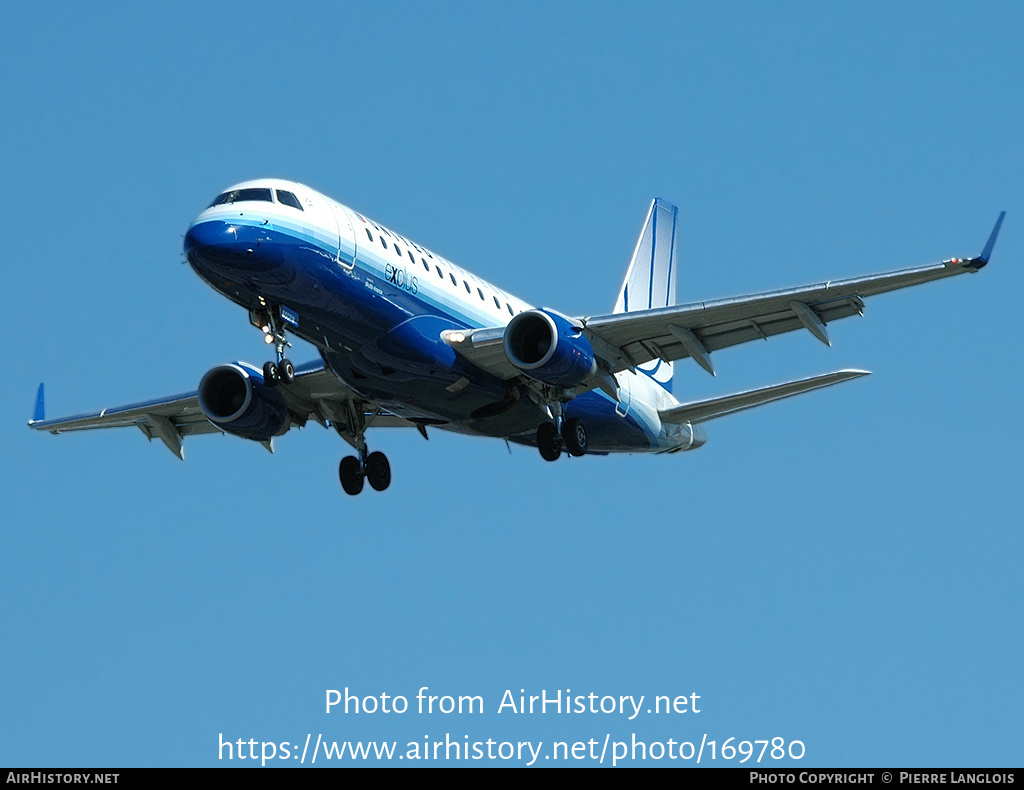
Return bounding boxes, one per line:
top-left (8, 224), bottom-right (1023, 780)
top-left (184, 220), bottom-right (245, 279)
top-left (184, 218), bottom-right (294, 285)
top-left (184, 219), bottom-right (248, 258)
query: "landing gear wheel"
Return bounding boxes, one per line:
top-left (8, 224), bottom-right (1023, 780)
top-left (279, 358), bottom-right (295, 385)
top-left (366, 451), bottom-right (391, 491)
top-left (339, 456), bottom-right (364, 495)
top-left (537, 422), bottom-right (562, 462)
top-left (263, 360), bottom-right (280, 387)
top-left (562, 418), bottom-right (588, 457)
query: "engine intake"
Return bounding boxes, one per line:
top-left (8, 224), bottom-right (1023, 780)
top-left (503, 309), bottom-right (596, 387)
top-left (198, 363), bottom-right (288, 441)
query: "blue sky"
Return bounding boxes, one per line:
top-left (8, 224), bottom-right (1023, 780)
top-left (2, 2), bottom-right (1021, 767)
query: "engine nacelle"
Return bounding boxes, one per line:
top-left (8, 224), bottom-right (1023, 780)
top-left (198, 363), bottom-right (288, 441)
top-left (503, 309), bottom-right (597, 387)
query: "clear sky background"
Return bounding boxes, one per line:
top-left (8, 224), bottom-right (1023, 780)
top-left (2, 2), bottom-right (1021, 768)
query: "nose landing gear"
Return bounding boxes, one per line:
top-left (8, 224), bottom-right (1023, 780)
top-left (250, 301), bottom-right (295, 387)
top-left (263, 357), bottom-right (295, 386)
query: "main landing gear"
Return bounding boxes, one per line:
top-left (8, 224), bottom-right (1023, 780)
top-left (334, 401), bottom-right (392, 496)
top-left (339, 449), bottom-right (391, 495)
top-left (536, 416), bottom-right (588, 461)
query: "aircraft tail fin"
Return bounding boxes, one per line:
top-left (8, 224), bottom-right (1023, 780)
top-left (659, 369), bottom-right (869, 425)
top-left (614, 199), bottom-right (679, 392)
top-left (30, 383), bottom-right (45, 425)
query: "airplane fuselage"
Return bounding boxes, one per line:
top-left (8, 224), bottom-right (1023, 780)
top-left (184, 179), bottom-right (687, 453)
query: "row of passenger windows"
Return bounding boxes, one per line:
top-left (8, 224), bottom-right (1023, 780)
top-left (363, 224), bottom-right (517, 316)
top-left (209, 188), bottom-right (303, 211)
top-left (206, 191), bottom-right (516, 314)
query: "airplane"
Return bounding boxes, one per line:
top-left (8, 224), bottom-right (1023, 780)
top-left (29, 179), bottom-right (1005, 495)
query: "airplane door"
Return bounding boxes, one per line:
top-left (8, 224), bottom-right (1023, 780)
top-left (331, 202), bottom-right (359, 269)
top-left (313, 194), bottom-right (355, 269)
top-left (614, 370), bottom-right (632, 417)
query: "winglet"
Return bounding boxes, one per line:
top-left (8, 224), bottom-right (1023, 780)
top-left (976, 211), bottom-right (1006, 267)
top-left (30, 383), bottom-right (45, 425)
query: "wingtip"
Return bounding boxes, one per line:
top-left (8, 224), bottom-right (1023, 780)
top-left (833, 368), bottom-right (871, 384)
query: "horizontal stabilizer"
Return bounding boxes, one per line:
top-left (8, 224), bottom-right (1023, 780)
top-left (659, 369), bottom-right (870, 425)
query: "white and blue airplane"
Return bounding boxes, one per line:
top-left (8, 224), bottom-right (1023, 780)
top-left (29, 180), bottom-right (1004, 494)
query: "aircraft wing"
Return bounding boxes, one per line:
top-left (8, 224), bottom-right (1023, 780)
top-left (446, 213), bottom-right (1004, 381)
top-left (584, 213), bottom-right (1004, 376)
top-left (28, 360), bottom-right (417, 458)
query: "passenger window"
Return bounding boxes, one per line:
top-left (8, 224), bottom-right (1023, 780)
top-left (436, 266), bottom-right (444, 279)
top-left (507, 303), bottom-right (514, 315)
top-left (276, 190), bottom-right (303, 210)
top-left (493, 296), bottom-right (501, 309)
top-left (365, 228), bottom-right (374, 242)
top-left (478, 288), bottom-right (485, 301)
top-left (450, 273), bottom-right (457, 286)
top-left (381, 237), bottom-right (388, 250)
top-left (464, 281), bottom-right (471, 293)
top-left (422, 258), bottom-right (429, 271)
top-left (408, 250), bottom-right (415, 264)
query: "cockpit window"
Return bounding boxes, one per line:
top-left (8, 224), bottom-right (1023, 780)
top-left (209, 188), bottom-right (273, 207)
top-left (276, 190), bottom-right (303, 210)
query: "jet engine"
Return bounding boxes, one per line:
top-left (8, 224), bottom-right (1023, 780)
top-left (503, 309), bottom-right (596, 387)
top-left (198, 363), bottom-right (289, 441)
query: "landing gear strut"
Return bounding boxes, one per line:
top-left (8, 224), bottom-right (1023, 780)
top-left (252, 301), bottom-right (294, 387)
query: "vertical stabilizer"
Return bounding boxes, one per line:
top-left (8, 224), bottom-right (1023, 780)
top-left (32, 383), bottom-right (45, 424)
top-left (613, 199), bottom-right (678, 391)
